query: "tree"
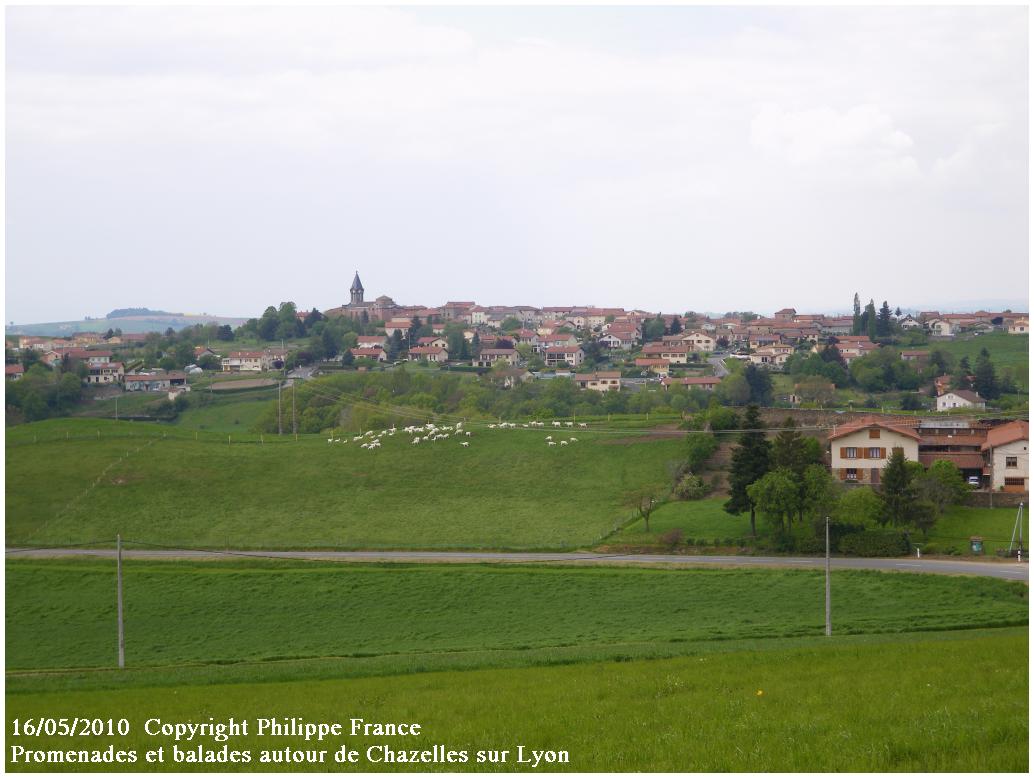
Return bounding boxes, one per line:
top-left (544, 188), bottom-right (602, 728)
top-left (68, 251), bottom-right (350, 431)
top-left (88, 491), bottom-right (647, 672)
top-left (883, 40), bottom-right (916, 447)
top-left (973, 348), bottom-right (998, 399)
top-left (864, 299), bottom-right (877, 341)
top-left (629, 490), bottom-right (661, 533)
top-left (742, 363), bottom-right (773, 405)
top-left (216, 324), bottom-right (235, 341)
top-left (834, 486), bottom-right (884, 527)
top-left (954, 356), bottom-right (973, 391)
top-left (917, 461), bottom-right (968, 518)
top-left (668, 316), bottom-right (683, 335)
top-left (724, 405), bottom-right (770, 536)
top-left (876, 301), bottom-right (893, 337)
top-left (747, 468), bottom-right (799, 535)
top-left (685, 432), bottom-right (718, 472)
top-left (717, 373), bottom-right (750, 405)
top-left (852, 293), bottom-right (862, 335)
top-left (880, 449), bottom-right (914, 529)
top-left (500, 316), bottom-right (521, 331)
top-left (642, 317), bottom-right (666, 341)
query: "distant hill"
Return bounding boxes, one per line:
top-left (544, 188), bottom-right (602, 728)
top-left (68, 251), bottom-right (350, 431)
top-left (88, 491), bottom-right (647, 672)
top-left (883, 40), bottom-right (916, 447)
top-left (106, 307), bottom-right (183, 319)
top-left (6, 312), bottom-right (248, 337)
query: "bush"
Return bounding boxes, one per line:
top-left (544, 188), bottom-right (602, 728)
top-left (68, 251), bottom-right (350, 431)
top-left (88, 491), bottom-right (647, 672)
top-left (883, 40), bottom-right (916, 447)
top-left (673, 474), bottom-right (710, 500)
top-left (839, 531), bottom-right (911, 558)
top-left (794, 536), bottom-right (826, 554)
top-left (659, 529), bottom-right (684, 549)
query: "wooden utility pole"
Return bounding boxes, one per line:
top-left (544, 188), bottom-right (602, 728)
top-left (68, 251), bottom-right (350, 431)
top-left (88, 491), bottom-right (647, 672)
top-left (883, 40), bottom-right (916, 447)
top-left (824, 516), bottom-right (831, 637)
top-left (117, 534), bottom-right (125, 668)
top-left (277, 380), bottom-right (282, 435)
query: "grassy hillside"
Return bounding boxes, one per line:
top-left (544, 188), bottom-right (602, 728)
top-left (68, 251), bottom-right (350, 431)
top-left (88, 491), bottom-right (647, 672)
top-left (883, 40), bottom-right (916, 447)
top-left (7, 560), bottom-right (1027, 672)
top-left (5, 626), bottom-right (1027, 771)
top-left (923, 332), bottom-right (1028, 383)
top-left (6, 418), bottom-right (684, 549)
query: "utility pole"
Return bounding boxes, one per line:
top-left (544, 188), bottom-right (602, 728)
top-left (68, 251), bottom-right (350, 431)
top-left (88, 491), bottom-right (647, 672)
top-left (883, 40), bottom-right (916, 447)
top-left (277, 380), bottom-right (282, 435)
top-left (292, 383), bottom-right (297, 436)
top-left (824, 516), bottom-right (831, 637)
top-left (115, 396), bottom-right (118, 421)
top-left (117, 533), bottom-right (125, 668)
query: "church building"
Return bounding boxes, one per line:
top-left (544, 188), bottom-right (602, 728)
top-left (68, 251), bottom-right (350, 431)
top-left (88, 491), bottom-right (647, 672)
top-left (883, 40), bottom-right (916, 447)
top-left (324, 271), bottom-right (410, 322)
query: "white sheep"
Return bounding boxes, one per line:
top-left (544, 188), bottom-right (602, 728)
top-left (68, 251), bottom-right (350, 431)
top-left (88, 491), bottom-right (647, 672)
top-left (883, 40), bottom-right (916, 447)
top-left (327, 438), bottom-right (333, 443)
top-left (465, 431), bottom-right (472, 437)
top-left (569, 437), bottom-right (578, 442)
top-left (560, 440), bottom-right (569, 446)
top-left (565, 422), bottom-right (574, 427)
top-left (460, 441), bottom-right (470, 447)
top-left (489, 424), bottom-right (497, 429)
top-left (552, 421), bottom-right (562, 427)
top-left (412, 438), bottom-right (420, 445)
top-left (545, 435), bottom-right (553, 441)
top-left (547, 441), bottom-right (557, 447)
top-left (578, 423), bottom-right (587, 428)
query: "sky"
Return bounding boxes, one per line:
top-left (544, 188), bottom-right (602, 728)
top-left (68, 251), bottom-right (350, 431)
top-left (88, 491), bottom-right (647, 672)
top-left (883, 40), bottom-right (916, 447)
top-left (5, 5), bottom-right (1029, 323)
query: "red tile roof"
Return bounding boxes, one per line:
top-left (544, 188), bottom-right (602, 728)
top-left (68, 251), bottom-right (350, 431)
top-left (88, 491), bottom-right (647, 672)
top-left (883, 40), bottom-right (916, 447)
top-left (828, 415), bottom-right (922, 441)
top-left (982, 420), bottom-right (1028, 451)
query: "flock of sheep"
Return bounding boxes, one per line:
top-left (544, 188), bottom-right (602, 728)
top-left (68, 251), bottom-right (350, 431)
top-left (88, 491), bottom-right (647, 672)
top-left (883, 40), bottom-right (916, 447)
top-left (326, 419), bottom-right (589, 450)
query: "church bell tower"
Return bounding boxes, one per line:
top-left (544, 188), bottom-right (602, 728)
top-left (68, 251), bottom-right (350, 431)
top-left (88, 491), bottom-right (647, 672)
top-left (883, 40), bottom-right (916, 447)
top-left (350, 271), bottom-right (364, 305)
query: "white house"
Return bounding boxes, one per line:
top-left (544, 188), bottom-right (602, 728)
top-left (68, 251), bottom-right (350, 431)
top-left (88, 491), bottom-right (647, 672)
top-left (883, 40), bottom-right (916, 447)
top-left (936, 390), bottom-right (986, 412)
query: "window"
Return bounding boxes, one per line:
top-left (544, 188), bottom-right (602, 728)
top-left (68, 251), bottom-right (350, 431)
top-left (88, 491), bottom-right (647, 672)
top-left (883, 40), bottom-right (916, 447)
top-left (868, 447), bottom-right (881, 459)
top-left (845, 447), bottom-right (857, 459)
top-left (1006, 456), bottom-right (1018, 468)
top-left (869, 429), bottom-right (881, 439)
top-left (846, 468), bottom-right (858, 481)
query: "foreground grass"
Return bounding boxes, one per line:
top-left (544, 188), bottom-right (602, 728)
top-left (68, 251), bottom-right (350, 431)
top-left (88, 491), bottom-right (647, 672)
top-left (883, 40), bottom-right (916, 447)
top-left (6, 560), bottom-right (1027, 672)
top-left (6, 418), bottom-right (683, 549)
top-left (6, 630), bottom-right (1027, 771)
top-left (924, 505), bottom-right (1028, 555)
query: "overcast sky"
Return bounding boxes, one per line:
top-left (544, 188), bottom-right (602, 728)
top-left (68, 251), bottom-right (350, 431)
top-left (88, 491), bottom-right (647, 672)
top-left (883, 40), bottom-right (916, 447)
top-left (6, 5), bottom-right (1029, 323)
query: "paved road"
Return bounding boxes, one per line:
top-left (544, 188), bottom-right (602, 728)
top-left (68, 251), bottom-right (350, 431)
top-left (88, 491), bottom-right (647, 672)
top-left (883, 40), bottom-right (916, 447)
top-left (708, 355), bottom-right (729, 377)
top-left (6, 548), bottom-right (1027, 580)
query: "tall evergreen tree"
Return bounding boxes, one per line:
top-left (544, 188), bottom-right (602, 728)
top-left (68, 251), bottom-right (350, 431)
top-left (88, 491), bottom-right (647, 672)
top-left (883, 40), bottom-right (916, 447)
top-left (864, 299), bottom-right (878, 340)
top-left (669, 316), bottom-right (683, 335)
top-left (852, 293), bottom-right (862, 335)
top-left (876, 449), bottom-right (918, 529)
top-left (954, 356), bottom-right (973, 390)
top-left (876, 301), bottom-right (893, 337)
top-left (973, 348), bottom-right (998, 399)
top-left (742, 363), bottom-right (773, 405)
top-left (724, 405), bottom-right (771, 536)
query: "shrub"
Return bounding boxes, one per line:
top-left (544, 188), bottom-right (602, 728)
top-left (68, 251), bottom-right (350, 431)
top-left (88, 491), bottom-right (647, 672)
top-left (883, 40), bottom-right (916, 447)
top-left (839, 531), bottom-right (911, 558)
top-left (673, 474), bottom-right (710, 500)
top-left (684, 537), bottom-right (695, 546)
top-left (659, 529), bottom-right (684, 549)
top-left (794, 536), bottom-right (825, 554)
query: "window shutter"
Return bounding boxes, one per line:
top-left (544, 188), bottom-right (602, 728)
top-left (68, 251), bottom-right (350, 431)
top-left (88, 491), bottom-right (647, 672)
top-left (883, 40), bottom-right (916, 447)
top-left (839, 447), bottom-right (847, 458)
top-left (880, 448), bottom-right (886, 458)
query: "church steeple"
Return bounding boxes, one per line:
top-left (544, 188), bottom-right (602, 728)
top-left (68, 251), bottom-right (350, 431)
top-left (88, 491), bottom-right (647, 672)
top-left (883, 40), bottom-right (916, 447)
top-left (350, 271), bottom-right (364, 305)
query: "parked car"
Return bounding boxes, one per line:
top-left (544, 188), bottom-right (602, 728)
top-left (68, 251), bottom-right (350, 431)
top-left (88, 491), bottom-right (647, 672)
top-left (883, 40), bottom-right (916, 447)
top-left (967, 476), bottom-right (981, 487)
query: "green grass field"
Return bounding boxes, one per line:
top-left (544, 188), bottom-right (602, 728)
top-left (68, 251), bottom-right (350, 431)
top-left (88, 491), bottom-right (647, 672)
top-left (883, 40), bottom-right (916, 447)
top-left (6, 419), bottom-right (684, 550)
top-left (923, 332), bottom-right (1029, 381)
top-left (7, 560), bottom-right (1027, 672)
top-left (612, 498), bottom-right (752, 545)
top-left (924, 505), bottom-right (1028, 555)
top-left (6, 630), bottom-right (1026, 771)
top-left (172, 395), bottom-right (277, 433)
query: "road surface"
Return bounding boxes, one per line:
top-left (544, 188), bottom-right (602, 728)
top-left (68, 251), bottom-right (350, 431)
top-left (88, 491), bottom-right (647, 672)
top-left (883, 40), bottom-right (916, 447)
top-left (708, 355), bottom-right (729, 377)
top-left (6, 548), bottom-right (1027, 580)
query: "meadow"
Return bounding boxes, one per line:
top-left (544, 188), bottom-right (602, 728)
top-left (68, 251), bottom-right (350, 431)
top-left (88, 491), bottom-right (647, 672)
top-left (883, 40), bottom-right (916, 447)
top-left (6, 418), bottom-right (683, 550)
top-left (6, 629), bottom-right (1028, 771)
top-left (923, 332), bottom-right (1029, 381)
top-left (614, 499), bottom-right (1028, 555)
top-left (6, 560), bottom-right (1028, 672)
